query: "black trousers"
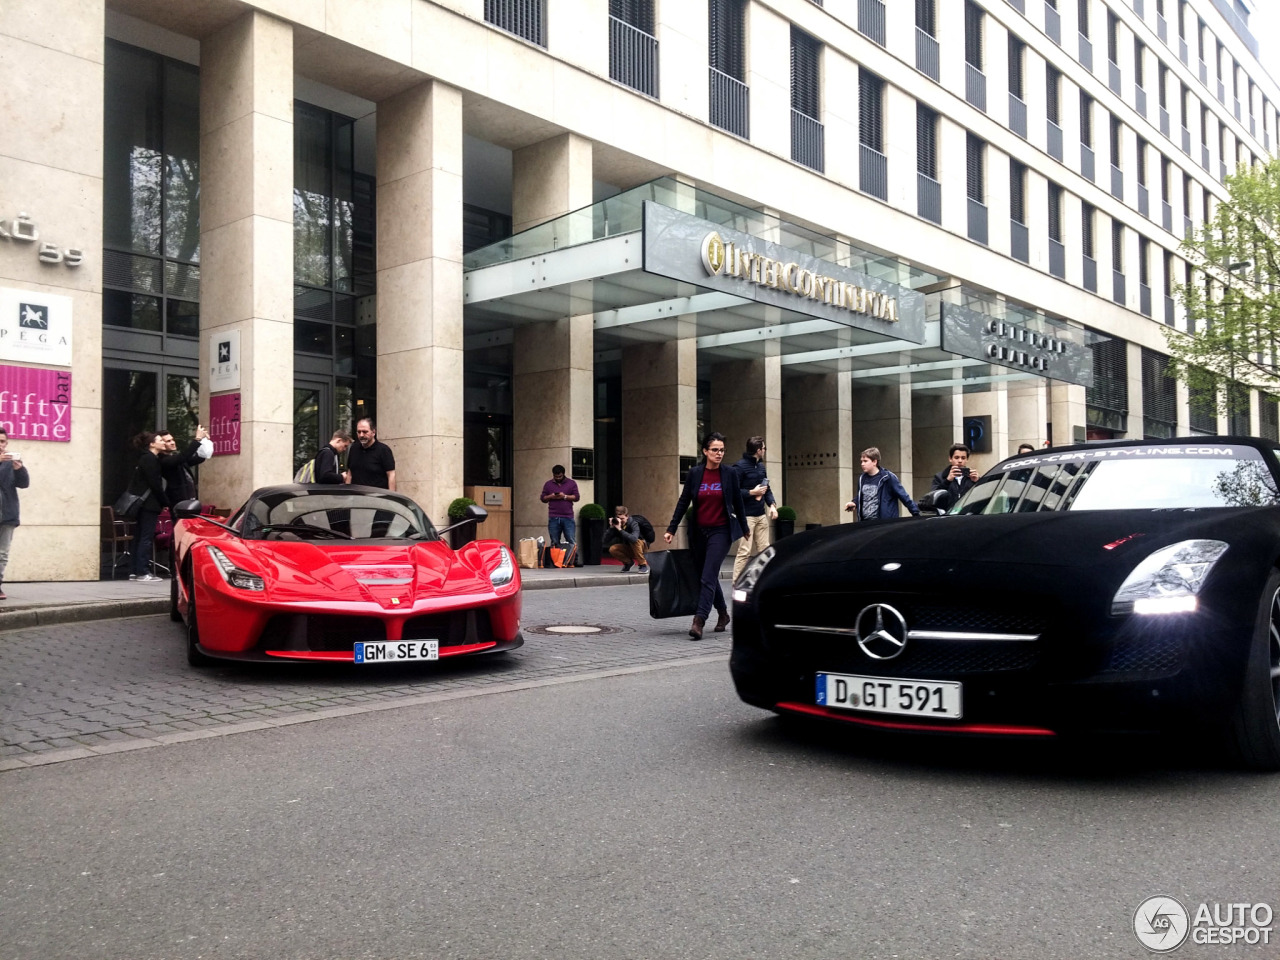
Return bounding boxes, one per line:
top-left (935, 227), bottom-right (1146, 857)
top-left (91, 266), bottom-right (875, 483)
top-left (690, 524), bottom-right (731, 620)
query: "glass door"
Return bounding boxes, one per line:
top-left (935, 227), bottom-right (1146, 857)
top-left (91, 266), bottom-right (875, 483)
top-left (101, 364), bottom-right (200, 506)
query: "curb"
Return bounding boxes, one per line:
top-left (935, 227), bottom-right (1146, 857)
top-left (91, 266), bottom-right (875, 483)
top-left (0, 573), bottom-right (650, 633)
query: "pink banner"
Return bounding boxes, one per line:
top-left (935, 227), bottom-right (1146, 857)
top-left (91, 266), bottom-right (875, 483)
top-left (0, 364), bottom-right (71, 442)
top-left (209, 392), bottom-right (241, 456)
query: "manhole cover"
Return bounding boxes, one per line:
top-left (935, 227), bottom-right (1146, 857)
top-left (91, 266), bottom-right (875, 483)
top-left (525, 623), bottom-right (628, 636)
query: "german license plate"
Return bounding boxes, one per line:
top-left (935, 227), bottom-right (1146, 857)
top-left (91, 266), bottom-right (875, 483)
top-left (354, 640), bottom-right (439, 664)
top-left (816, 672), bottom-right (962, 719)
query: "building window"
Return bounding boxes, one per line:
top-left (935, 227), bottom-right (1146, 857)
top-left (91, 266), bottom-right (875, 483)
top-left (1078, 0), bottom-right (1090, 38)
top-left (1141, 347), bottom-right (1177, 437)
top-left (917, 102), bottom-right (940, 222)
top-left (708, 0), bottom-right (748, 138)
top-left (1088, 335), bottom-right (1128, 433)
top-left (1134, 39), bottom-right (1145, 88)
top-left (1082, 204), bottom-right (1095, 258)
top-left (1109, 113), bottom-right (1122, 168)
top-left (916, 0), bottom-right (936, 36)
top-left (965, 1), bottom-right (984, 70)
top-left (1048, 183), bottom-right (1063, 242)
top-left (1080, 92), bottom-right (1093, 147)
top-left (966, 135), bottom-right (985, 203)
top-left (293, 101), bottom-right (376, 467)
top-left (859, 70), bottom-right (887, 199)
top-left (484, 0), bottom-right (546, 46)
top-left (1009, 35), bottom-right (1025, 98)
top-left (609, 0), bottom-right (658, 98)
top-left (1107, 10), bottom-right (1119, 64)
top-left (1261, 395), bottom-right (1279, 442)
top-left (1010, 162), bottom-right (1027, 224)
top-left (1046, 65), bottom-right (1061, 122)
top-left (790, 26), bottom-right (824, 171)
top-left (103, 41), bottom-right (201, 338)
top-left (966, 134), bottom-right (988, 243)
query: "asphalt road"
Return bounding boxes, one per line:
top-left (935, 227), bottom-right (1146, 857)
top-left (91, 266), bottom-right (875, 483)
top-left (2, 584), bottom-right (1280, 959)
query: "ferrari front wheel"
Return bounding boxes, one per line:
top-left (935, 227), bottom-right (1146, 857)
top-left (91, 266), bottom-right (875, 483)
top-left (185, 577), bottom-right (214, 668)
top-left (1229, 570), bottom-right (1280, 771)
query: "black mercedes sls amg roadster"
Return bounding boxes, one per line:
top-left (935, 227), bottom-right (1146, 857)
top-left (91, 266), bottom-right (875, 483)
top-left (730, 437), bottom-right (1280, 769)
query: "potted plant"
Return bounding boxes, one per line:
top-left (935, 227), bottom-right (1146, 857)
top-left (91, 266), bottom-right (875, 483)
top-left (447, 496), bottom-right (479, 548)
top-left (774, 505), bottom-right (796, 539)
top-left (578, 503), bottom-right (606, 565)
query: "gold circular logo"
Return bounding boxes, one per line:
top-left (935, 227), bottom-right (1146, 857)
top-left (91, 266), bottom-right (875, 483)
top-left (700, 232), bottom-right (725, 276)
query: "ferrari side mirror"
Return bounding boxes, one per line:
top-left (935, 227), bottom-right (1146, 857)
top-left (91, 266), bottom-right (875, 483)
top-left (173, 499), bottom-right (203, 520)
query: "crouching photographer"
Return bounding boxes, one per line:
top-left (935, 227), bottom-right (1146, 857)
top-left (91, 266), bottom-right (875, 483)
top-left (603, 505), bottom-right (649, 574)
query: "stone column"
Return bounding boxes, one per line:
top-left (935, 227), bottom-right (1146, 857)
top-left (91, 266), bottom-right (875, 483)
top-left (375, 80), bottom-right (465, 522)
top-left (621, 337), bottom-right (698, 546)
top-left (706, 355), bottom-right (782, 503)
top-left (657, 0), bottom-right (709, 120)
top-left (199, 12), bottom-right (294, 508)
top-left (910, 391), bottom-right (960, 497)
top-left (1125, 341), bottom-right (1145, 437)
top-left (961, 385), bottom-right (1010, 475)
top-left (853, 384), bottom-right (918, 497)
top-left (511, 134), bottom-right (595, 544)
top-left (783, 372), bottom-right (852, 527)
top-left (1007, 379), bottom-right (1049, 452)
top-left (1050, 382), bottom-right (1087, 446)
top-left (0, 0), bottom-right (104, 580)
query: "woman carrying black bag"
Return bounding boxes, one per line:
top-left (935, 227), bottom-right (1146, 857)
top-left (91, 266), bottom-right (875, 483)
top-left (663, 431), bottom-right (748, 640)
top-left (128, 430), bottom-right (169, 582)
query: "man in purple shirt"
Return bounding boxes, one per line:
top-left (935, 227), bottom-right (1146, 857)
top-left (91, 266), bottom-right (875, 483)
top-left (540, 464), bottom-right (580, 557)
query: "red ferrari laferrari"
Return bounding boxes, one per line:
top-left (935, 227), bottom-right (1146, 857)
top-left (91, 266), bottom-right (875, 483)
top-left (169, 485), bottom-right (522, 666)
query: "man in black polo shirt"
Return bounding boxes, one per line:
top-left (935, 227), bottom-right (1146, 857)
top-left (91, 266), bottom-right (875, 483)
top-left (346, 418), bottom-right (397, 490)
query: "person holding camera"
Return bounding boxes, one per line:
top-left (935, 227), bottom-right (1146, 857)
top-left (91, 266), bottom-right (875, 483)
top-left (931, 443), bottom-right (980, 507)
top-left (603, 505), bottom-right (648, 573)
top-left (732, 436), bottom-right (777, 582)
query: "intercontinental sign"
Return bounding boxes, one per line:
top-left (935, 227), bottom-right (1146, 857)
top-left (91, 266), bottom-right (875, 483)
top-left (699, 231), bottom-right (900, 323)
top-left (641, 203), bottom-right (926, 343)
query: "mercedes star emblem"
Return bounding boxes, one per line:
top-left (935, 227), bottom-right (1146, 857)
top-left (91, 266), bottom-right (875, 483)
top-left (854, 603), bottom-right (909, 660)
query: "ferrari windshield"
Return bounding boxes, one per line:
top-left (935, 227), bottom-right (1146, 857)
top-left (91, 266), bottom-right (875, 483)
top-left (952, 444), bottom-right (1280, 515)
top-left (237, 490), bottom-right (439, 541)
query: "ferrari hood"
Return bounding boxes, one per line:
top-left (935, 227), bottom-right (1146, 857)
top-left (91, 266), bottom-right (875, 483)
top-left (238, 540), bottom-right (498, 608)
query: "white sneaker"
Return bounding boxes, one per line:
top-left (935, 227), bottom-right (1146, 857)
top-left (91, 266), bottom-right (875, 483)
top-left (127, 574), bottom-right (139, 581)
top-left (136, 573), bottom-right (162, 582)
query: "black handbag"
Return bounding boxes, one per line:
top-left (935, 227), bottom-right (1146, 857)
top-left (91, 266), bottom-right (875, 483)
top-left (647, 548), bottom-right (702, 619)
top-left (113, 466), bottom-right (152, 520)
top-left (112, 489), bottom-right (146, 520)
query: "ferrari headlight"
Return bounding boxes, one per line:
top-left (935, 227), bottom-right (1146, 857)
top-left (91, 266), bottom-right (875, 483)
top-left (207, 545), bottom-right (266, 591)
top-left (732, 545), bottom-right (776, 603)
top-left (489, 546), bottom-right (516, 587)
top-left (1110, 539), bottom-right (1228, 615)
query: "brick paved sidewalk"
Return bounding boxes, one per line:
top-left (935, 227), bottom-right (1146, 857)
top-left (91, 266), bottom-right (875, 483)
top-left (0, 580), bottom-right (734, 769)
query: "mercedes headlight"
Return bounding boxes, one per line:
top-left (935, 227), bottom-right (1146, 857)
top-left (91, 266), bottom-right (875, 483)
top-left (489, 546), bottom-right (516, 587)
top-left (1110, 539), bottom-right (1228, 615)
top-left (732, 546), bottom-right (776, 603)
top-left (207, 545), bottom-right (266, 591)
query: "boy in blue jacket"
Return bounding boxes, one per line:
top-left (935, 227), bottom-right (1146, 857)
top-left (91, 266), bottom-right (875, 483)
top-left (844, 447), bottom-right (919, 520)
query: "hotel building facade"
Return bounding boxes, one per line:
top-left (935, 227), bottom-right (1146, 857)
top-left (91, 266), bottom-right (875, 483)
top-left (1, 0), bottom-right (1277, 580)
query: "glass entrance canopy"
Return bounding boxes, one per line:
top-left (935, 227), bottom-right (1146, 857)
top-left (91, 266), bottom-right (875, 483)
top-left (463, 178), bottom-right (1083, 392)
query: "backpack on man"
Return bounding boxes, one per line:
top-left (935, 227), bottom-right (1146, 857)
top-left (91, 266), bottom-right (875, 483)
top-left (632, 514), bottom-right (657, 545)
top-left (293, 459), bottom-right (317, 483)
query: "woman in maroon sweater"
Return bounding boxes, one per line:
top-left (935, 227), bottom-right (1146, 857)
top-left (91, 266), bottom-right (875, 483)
top-left (664, 432), bottom-right (748, 640)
